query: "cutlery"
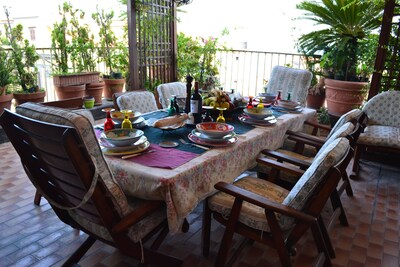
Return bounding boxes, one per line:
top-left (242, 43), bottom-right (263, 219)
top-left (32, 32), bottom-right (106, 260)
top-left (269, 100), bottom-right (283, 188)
top-left (179, 138), bottom-right (210, 150)
top-left (121, 149), bottom-right (155, 159)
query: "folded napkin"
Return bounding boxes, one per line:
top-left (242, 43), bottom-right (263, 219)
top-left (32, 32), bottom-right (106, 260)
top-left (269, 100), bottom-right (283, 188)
top-left (125, 144), bottom-right (199, 169)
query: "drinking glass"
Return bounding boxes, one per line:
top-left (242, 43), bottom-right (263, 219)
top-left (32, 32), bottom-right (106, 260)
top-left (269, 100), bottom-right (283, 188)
top-left (216, 107), bottom-right (227, 123)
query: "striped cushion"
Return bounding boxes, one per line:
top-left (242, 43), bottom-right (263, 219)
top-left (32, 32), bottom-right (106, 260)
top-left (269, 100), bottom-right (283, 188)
top-left (117, 91), bottom-right (158, 113)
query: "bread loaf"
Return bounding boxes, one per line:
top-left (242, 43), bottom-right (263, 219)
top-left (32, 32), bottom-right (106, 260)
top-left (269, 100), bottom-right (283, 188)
top-left (153, 113), bottom-right (189, 128)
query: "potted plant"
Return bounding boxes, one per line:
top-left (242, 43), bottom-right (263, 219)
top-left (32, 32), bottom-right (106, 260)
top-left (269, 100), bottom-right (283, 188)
top-left (301, 53), bottom-right (325, 110)
top-left (296, 0), bottom-right (384, 118)
top-left (4, 23), bottom-right (45, 105)
top-left (92, 7), bottom-right (127, 100)
top-left (0, 47), bottom-right (13, 114)
top-left (51, 2), bottom-right (100, 100)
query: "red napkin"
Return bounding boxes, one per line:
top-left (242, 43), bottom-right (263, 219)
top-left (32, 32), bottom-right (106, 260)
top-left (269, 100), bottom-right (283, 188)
top-left (125, 144), bottom-right (198, 169)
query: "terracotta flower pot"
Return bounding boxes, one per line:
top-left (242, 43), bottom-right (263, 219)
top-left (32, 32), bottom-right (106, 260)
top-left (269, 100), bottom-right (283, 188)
top-left (86, 81), bottom-right (104, 105)
top-left (0, 86), bottom-right (13, 114)
top-left (306, 93), bottom-right (326, 110)
top-left (103, 78), bottom-right (125, 100)
top-left (55, 84), bottom-right (86, 100)
top-left (325, 78), bottom-right (367, 117)
top-left (13, 91), bottom-right (46, 106)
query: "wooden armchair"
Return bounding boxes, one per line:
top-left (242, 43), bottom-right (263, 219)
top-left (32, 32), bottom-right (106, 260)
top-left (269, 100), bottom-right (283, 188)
top-left (352, 91), bottom-right (400, 178)
top-left (1, 106), bottom-right (182, 266)
top-left (202, 137), bottom-right (352, 267)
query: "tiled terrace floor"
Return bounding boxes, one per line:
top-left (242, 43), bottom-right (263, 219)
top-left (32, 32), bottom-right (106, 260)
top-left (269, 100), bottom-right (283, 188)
top-left (0, 140), bottom-right (399, 267)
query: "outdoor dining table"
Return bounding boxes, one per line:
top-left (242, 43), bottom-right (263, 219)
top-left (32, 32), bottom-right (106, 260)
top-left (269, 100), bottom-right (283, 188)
top-left (99, 107), bottom-right (316, 233)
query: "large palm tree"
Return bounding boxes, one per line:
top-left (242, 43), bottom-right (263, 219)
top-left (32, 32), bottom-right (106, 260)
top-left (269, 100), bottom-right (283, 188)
top-left (297, 0), bottom-right (384, 81)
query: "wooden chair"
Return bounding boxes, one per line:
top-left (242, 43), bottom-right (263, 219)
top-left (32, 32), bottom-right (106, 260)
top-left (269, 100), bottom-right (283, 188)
top-left (352, 91), bottom-right (400, 178)
top-left (0, 108), bottom-right (182, 267)
top-left (113, 90), bottom-right (159, 113)
top-left (155, 82), bottom-right (186, 109)
top-left (265, 66), bottom-right (313, 106)
top-left (202, 137), bottom-right (352, 267)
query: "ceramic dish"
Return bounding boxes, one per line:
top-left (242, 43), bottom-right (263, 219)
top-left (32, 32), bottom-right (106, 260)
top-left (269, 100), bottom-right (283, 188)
top-left (101, 128), bottom-right (144, 147)
top-left (243, 108), bottom-right (273, 120)
top-left (102, 141), bottom-right (150, 156)
top-left (111, 110), bottom-right (142, 123)
top-left (188, 132), bottom-right (237, 147)
top-left (99, 136), bottom-right (147, 152)
top-left (238, 115), bottom-right (277, 126)
top-left (191, 129), bottom-right (236, 143)
top-left (159, 141), bottom-right (179, 148)
top-left (276, 100), bottom-right (300, 109)
top-left (272, 105), bottom-right (303, 113)
top-left (196, 122), bottom-right (234, 138)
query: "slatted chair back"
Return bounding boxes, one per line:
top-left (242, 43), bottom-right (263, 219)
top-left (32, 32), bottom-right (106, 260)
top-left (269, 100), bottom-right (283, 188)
top-left (0, 107), bottom-right (181, 267)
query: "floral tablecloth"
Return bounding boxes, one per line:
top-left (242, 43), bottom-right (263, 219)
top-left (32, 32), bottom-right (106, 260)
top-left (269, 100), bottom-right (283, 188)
top-left (103, 108), bottom-right (316, 233)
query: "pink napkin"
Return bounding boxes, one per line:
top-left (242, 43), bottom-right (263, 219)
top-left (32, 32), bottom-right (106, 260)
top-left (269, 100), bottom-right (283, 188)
top-left (126, 144), bottom-right (199, 169)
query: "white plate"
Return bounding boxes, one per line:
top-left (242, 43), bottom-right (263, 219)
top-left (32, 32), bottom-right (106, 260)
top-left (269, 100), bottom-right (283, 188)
top-left (272, 106), bottom-right (303, 113)
top-left (191, 129), bottom-right (236, 143)
top-left (159, 141), bottom-right (179, 148)
top-left (102, 141), bottom-right (150, 156)
top-left (100, 136), bottom-right (148, 152)
top-left (188, 133), bottom-right (238, 147)
top-left (239, 115), bottom-right (277, 126)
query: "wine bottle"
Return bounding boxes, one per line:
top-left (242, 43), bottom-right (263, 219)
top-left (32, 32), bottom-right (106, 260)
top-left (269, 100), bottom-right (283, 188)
top-left (185, 75), bottom-right (193, 113)
top-left (190, 81), bottom-right (202, 123)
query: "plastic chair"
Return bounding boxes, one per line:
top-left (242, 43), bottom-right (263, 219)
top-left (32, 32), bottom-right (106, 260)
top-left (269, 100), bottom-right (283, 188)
top-left (266, 65), bottom-right (313, 106)
top-left (1, 104), bottom-right (182, 266)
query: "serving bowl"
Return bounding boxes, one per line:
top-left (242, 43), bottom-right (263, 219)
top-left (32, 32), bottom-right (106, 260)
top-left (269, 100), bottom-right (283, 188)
top-left (258, 93), bottom-right (277, 103)
top-left (196, 122), bottom-right (234, 139)
top-left (277, 99), bottom-right (299, 109)
top-left (111, 110), bottom-right (142, 123)
top-left (243, 108), bottom-right (273, 120)
top-left (101, 128), bottom-right (144, 147)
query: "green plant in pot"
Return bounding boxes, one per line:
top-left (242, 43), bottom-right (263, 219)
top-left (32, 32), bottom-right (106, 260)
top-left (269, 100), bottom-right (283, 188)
top-left (51, 2), bottom-right (100, 100)
top-left (297, 0), bottom-right (384, 118)
top-left (3, 21), bottom-right (45, 106)
top-left (92, 6), bottom-right (127, 100)
top-left (0, 46), bottom-right (14, 113)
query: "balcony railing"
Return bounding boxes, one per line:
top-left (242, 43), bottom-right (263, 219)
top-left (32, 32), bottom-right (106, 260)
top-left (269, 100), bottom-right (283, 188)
top-left (30, 48), bottom-right (315, 102)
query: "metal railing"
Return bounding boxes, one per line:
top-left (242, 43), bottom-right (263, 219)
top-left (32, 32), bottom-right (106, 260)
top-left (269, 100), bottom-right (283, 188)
top-left (31, 48), bottom-right (314, 102)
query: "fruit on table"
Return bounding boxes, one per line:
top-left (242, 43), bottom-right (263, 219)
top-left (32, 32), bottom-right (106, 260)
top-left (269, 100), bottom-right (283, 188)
top-left (202, 89), bottom-right (234, 110)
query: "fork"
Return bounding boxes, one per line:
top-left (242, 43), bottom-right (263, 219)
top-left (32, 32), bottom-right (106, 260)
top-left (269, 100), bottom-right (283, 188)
top-left (179, 138), bottom-right (210, 150)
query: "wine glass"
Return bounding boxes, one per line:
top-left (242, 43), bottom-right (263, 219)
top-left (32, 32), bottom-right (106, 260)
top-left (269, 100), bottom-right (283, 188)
top-left (203, 106), bottom-right (214, 122)
top-left (216, 107), bottom-right (227, 123)
top-left (121, 109), bottom-right (133, 129)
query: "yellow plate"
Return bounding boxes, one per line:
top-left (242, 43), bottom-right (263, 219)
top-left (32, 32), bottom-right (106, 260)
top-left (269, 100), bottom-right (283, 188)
top-left (102, 141), bottom-right (150, 156)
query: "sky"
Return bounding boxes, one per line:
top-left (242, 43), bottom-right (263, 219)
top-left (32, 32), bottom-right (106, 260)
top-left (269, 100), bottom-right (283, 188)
top-left (1, 0), bottom-right (311, 53)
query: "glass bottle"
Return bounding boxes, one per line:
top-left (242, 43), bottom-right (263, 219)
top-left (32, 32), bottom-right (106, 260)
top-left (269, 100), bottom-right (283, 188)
top-left (121, 110), bottom-right (133, 129)
top-left (275, 90), bottom-right (282, 105)
top-left (190, 81), bottom-right (202, 123)
top-left (168, 97), bottom-right (176, 115)
top-left (173, 95), bottom-right (180, 113)
top-left (104, 108), bottom-right (115, 131)
top-left (287, 93), bottom-right (291, 101)
top-left (246, 96), bottom-right (253, 109)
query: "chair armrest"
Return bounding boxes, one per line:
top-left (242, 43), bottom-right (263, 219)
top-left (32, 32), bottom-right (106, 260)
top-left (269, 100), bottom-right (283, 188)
top-left (286, 130), bottom-right (326, 144)
top-left (256, 157), bottom-right (305, 177)
top-left (286, 135), bottom-right (324, 150)
top-left (260, 149), bottom-right (311, 170)
top-left (304, 120), bottom-right (332, 132)
top-left (112, 200), bottom-right (164, 234)
top-left (215, 181), bottom-right (316, 223)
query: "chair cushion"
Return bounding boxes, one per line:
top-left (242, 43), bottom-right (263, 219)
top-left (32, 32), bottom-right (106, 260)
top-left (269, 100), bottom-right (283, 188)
top-left (208, 176), bottom-right (289, 232)
top-left (15, 103), bottom-right (131, 217)
top-left (69, 197), bottom-right (166, 243)
top-left (266, 66), bottom-right (312, 106)
top-left (156, 82), bottom-right (186, 109)
top-left (357, 125), bottom-right (400, 148)
top-left (327, 109), bottom-right (362, 140)
top-left (116, 91), bottom-right (158, 113)
top-left (362, 91), bottom-right (400, 127)
top-left (281, 137), bottom-right (349, 228)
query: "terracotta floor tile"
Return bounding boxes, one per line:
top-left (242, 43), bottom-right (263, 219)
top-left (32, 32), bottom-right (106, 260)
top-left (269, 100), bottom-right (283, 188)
top-left (0, 142), bottom-right (400, 267)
